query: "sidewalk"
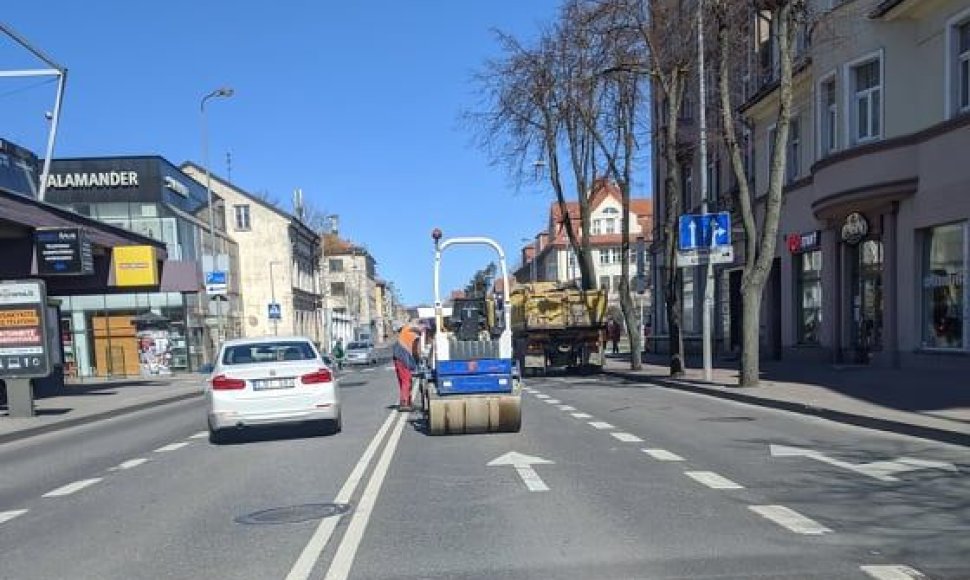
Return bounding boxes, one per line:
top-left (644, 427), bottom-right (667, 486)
top-left (603, 354), bottom-right (970, 447)
top-left (0, 374), bottom-right (204, 444)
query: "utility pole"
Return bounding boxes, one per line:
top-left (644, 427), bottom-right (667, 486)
top-left (697, 3), bottom-right (714, 382)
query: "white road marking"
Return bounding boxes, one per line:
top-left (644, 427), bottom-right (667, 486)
top-left (588, 421), bottom-right (615, 430)
top-left (189, 431), bottom-right (208, 439)
top-left (611, 432), bottom-right (643, 443)
top-left (545, 398), bottom-right (561, 404)
top-left (748, 505), bottom-right (832, 535)
top-left (535, 394), bottom-right (550, 399)
top-left (323, 413), bottom-right (408, 580)
top-left (487, 452), bottom-right (555, 493)
top-left (571, 412), bottom-right (593, 419)
top-left (685, 471), bottom-right (744, 490)
top-left (860, 565), bottom-right (927, 579)
top-left (110, 458), bottom-right (148, 471)
top-left (154, 442), bottom-right (190, 453)
top-left (522, 387), bottom-right (534, 393)
top-left (642, 449), bottom-right (684, 462)
top-left (769, 444), bottom-right (958, 482)
top-left (43, 478), bottom-right (103, 498)
top-left (0, 510), bottom-right (28, 525)
top-left (557, 405), bottom-right (576, 411)
top-left (285, 411), bottom-right (398, 580)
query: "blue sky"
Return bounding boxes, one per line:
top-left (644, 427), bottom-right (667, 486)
top-left (2, 1), bottom-right (646, 305)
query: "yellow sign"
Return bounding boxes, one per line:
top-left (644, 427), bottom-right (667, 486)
top-left (113, 245), bottom-right (159, 287)
top-left (0, 309), bottom-right (40, 328)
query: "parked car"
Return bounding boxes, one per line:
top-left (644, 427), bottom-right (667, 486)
top-left (344, 341), bottom-right (377, 366)
top-left (205, 336), bottom-right (341, 444)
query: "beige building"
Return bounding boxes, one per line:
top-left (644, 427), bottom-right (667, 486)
top-left (652, 0), bottom-right (970, 369)
top-left (181, 163), bottom-right (323, 343)
top-left (323, 235), bottom-right (380, 345)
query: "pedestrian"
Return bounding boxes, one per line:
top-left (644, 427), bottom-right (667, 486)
top-left (392, 321), bottom-right (420, 412)
top-left (609, 318), bottom-right (622, 355)
top-left (333, 338), bottom-right (345, 370)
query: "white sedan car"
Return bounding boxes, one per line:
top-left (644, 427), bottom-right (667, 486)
top-left (205, 336), bottom-right (341, 443)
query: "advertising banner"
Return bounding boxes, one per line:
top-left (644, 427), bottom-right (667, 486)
top-left (0, 279), bottom-right (50, 379)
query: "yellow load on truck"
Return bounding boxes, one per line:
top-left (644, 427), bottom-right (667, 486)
top-left (509, 282), bottom-right (608, 375)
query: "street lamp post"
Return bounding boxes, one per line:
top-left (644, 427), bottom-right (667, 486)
top-left (200, 87), bottom-right (233, 356)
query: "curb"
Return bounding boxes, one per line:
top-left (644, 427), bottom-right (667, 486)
top-left (604, 370), bottom-right (970, 448)
top-left (0, 390), bottom-right (202, 446)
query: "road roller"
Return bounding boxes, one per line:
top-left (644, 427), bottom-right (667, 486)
top-left (417, 229), bottom-right (522, 435)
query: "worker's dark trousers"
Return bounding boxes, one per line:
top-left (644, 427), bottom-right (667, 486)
top-left (393, 359), bottom-right (412, 406)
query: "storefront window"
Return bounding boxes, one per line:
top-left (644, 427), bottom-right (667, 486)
top-left (922, 223), bottom-right (966, 349)
top-left (796, 250), bottom-right (822, 344)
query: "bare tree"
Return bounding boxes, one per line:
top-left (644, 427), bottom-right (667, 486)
top-left (470, 20), bottom-right (601, 290)
top-left (712, 0), bottom-right (807, 386)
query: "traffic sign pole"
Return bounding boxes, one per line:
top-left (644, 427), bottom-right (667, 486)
top-left (697, 4), bottom-right (713, 383)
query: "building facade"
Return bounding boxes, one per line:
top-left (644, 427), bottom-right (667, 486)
top-left (45, 156), bottom-right (240, 376)
top-left (516, 180), bottom-right (654, 314)
top-left (651, 0), bottom-right (970, 369)
top-left (181, 164), bottom-right (323, 344)
top-left (323, 235), bottom-right (379, 346)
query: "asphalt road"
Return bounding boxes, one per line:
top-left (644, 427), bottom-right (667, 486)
top-left (1, 366), bottom-right (967, 579)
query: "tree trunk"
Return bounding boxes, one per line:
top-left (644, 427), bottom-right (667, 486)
top-left (662, 73), bottom-right (686, 378)
top-left (620, 176), bottom-right (642, 370)
top-left (739, 285), bottom-right (761, 386)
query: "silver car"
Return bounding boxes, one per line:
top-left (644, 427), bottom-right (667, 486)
top-left (205, 336), bottom-right (341, 443)
top-left (344, 341), bottom-right (377, 366)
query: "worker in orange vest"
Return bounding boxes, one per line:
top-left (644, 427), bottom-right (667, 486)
top-left (392, 321), bottom-right (420, 411)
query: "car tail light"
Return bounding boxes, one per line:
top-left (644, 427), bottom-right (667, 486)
top-left (302, 368), bottom-right (333, 384)
top-left (211, 374), bottom-right (246, 390)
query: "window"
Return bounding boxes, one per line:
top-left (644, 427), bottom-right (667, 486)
top-left (233, 204), bottom-right (251, 231)
top-left (602, 207), bottom-right (619, 215)
top-left (960, 21), bottom-right (970, 112)
top-left (795, 250), bottom-right (822, 344)
top-left (922, 223), bottom-right (966, 349)
top-left (329, 259), bottom-right (343, 272)
top-left (599, 276), bottom-right (611, 291)
top-left (951, 17), bottom-right (970, 116)
top-left (706, 157), bottom-right (720, 203)
top-left (612, 275), bottom-right (623, 293)
top-left (819, 76), bottom-right (838, 156)
top-left (850, 57), bottom-right (882, 143)
top-left (592, 219), bottom-right (603, 235)
top-left (599, 248), bottom-right (620, 265)
top-left (604, 219), bottom-right (616, 234)
top-left (681, 165), bottom-right (693, 212)
top-left (330, 282), bottom-right (346, 296)
top-left (787, 116), bottom-right (801, 183)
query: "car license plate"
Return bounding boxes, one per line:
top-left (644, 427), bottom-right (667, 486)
top-left (253, 378), bottom-right (295, 390)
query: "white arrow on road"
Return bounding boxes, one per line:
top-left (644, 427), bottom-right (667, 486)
top-left (488, 451), bottom-right (555, 492)
top-left (769, 445), bottom-right (958, 482)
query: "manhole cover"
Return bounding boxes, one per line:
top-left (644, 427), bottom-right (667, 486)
top-left (235, 503), bottom-right (351, 525)
top-left (699, 416), bottom-right (755, 423)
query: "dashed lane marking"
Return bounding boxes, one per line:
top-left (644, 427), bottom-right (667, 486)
top-left (611, 432), bottom-right (643, 443)
top-left (685, 471), bottom-right (744, 490)
top-left (110, 458), bottom-right (148, 471)
top-left (154, 442), bottom-right (190, 453)
top-left (0, 510), bottom-right (28, 525)
top-left (535, 394), bottom-right (550, 399)
top-left (545, 399), bottom-right (561, 404)
top-left (557, 405), bottom-right (576, 411)
top-left (748, 505), bottom-right (832, 535)
top-left (43, 478), bottom-right (103, 498)
top-left (189, 432), bottom-right (208, 439)
top-left (860, 565), bottom-right (927, 580)
top-left (571, 412), bottom-right (593, 419)
top-left (588, 421), bottom-right (615, 430)
top-left (642, 449), bottom-right (684, 461)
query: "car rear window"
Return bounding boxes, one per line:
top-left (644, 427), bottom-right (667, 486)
top-left (347, 342), bottom-right (370, 350)
top-left (222, 341), bottom-right (317, 365)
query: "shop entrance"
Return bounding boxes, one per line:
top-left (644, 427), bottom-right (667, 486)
top-left (848, 239), bottom-right (884, 362)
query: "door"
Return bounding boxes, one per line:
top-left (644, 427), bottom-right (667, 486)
top-left (848, 239), bottom-right (884, 362)
top-left (729, 270), bottom-right (743, 353)
top-left (769, 258), bottom-right (783, 360)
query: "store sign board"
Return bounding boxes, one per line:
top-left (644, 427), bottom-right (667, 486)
top-left (113, 245), bottom-right (159, 287)
top-left (0, 279), bottom-right (51, 379)
top-left (787, 230), bottom-right (821, 254)
top-left (34, 228), bottom-right (95, 275)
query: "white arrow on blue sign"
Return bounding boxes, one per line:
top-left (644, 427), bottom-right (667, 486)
top-left (678, 212), bottom-right (731, 251)
top-left (205, 271), bottom-right (228, 297)
top-left (268, 303), bottom-right (282, 320)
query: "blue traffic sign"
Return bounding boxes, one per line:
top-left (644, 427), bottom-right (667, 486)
top-left (205, 271), bottom-right (227, 285)
top-left (678, 212), bottom-right (731, 251)
top-left (268, 303), bottom-right (282, 320)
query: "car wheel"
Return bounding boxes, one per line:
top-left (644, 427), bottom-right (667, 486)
top-left (209, 428), bottom-right (231, 445)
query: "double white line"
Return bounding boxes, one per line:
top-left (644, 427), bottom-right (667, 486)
top-left (285, 410), bottom-right (407, 580)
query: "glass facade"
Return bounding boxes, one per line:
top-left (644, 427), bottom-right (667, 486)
top-left (922, 223), bottom-right (966, 349)
top-left (795, 250), bottom-right (823, 344)
top-left (45, 157), bottom-right (241, 377)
